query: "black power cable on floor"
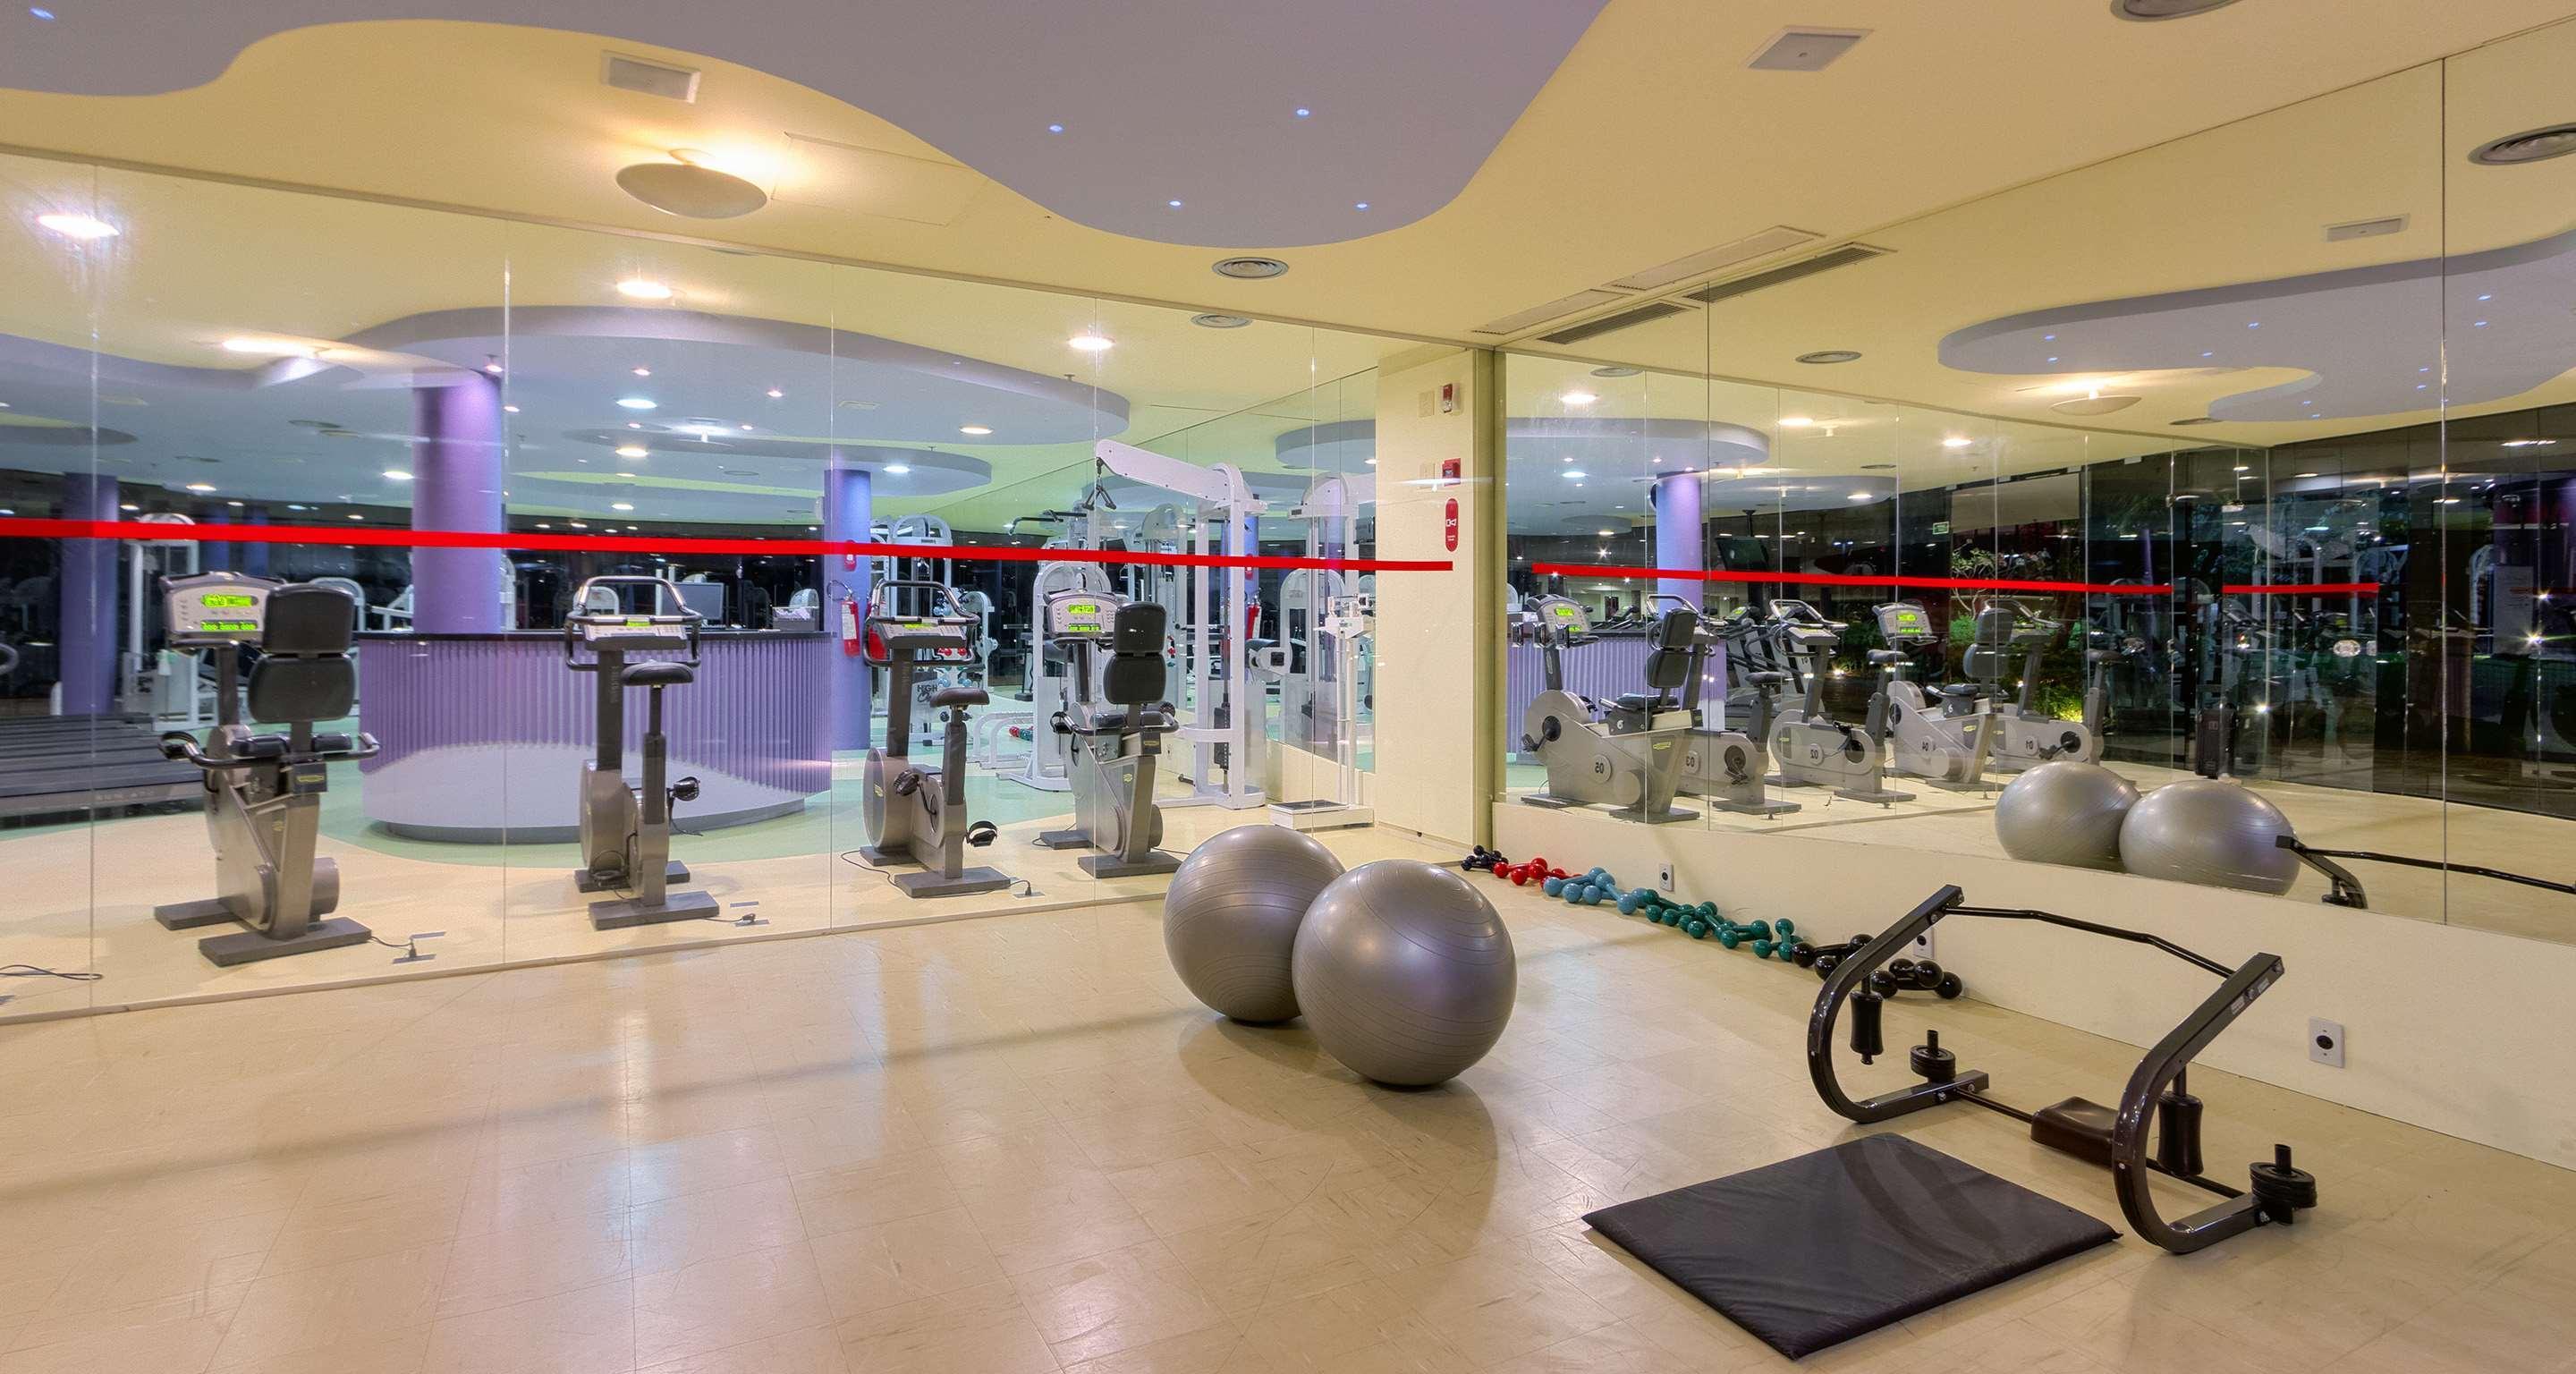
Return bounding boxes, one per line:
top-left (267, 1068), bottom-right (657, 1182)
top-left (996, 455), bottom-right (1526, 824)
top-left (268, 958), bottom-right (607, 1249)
top-left (0, 964), bottom-right (103, 982)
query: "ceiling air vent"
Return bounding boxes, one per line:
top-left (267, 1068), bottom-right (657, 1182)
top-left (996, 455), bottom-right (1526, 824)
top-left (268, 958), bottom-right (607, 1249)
top-left (1746, 28), bottom-right (1869, 72)
top-left (2324, 215), bottom-right (2407, 242)
top-left (1474, 289), bottom-right (1629, 337)
top-left (1685, 244), bottom-right (1889, 305)
top-left (1607, 226), bottom-right (1821, 292)
top-left (601, 52), bottom-right (701, 104)
top-left (1538, 301), bottom-right (1690, 346)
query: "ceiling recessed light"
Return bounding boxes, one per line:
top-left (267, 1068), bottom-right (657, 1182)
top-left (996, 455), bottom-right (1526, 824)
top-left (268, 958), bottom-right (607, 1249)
top-left (221, 337), bottom-right (312, 358)
top-left (383, 469), bottom-right (413, 481)
top-left (1589, 366), bottom-right (1641, 378)
top-left (616, 160), bottom-right (767, 218)
top-left (2247, 321), bottom-right (2260, 328)
top-left (766, 387), bottom-right (784, 398)
top-left (2295, 471), bottom-right (2318, 478)
top-left (2053, 394), bottom-right (2144, 416)
top-left (1353, 202), bottom-right (1370, 211)
top-left (29, 6), bottom-right (55, 19)
top-left (288, 504), bottom-right (310, 512)
top-left (631, 366), bottom-right (651, 377)
top-left (2233, 464), bottom-right (2251, 472)
top-left (1942, 437), bottom-right (1972, 448)
top-left (615, 445), bottom-right (648, 459)
top-left (1779, 416), bottom-right (1815, 428)
top-left (2479, 293), bottom-right (2495, 301)
top-left (1294, 106), bottom-right (1312, 119)
top-left (610, 502), bottom-right (636, 513)
top-left (614, 278), bottom-right (674, 301)
top-left (1560, 390), bottom-right (1597, 407)
top-left (616, 397), bottom-right (657, 410)
top-left (118, 503), bottom-right (140, 512)
top-left (2471, 123), bottom-right (2576, 166)
top-left (1046, 123), bottom-right (1065, 134)
top-left (535, 523), bottom-right (552, 530)
top-left (2502, 438), bottom-right (2558, 448)
top-left (1165, 199), bottom-right (1183, 209)
top-left (739, 422), bottom-right (753, 430)
top-left (1795, 350), bottom-right (1860, 364)
top-left (959, 425), bottom-right (993, 436)
top-left (1563, 470), bottom-right (1587, 479)
top-left (614, 471), bottom-right (637, 479)
top-left (884, 463), bottom-right (911, 475)
top-left (1191, 313), bottom-right (1251, 329)
top-left (1068, 334), bottom-right (1114, 352)
top-left (1213, 256), bottom-right (1291, 280)
top-left (503, 403), bottom-right (521, 413)
top-left (2201, 351), bottom-right (2216, 359)
top-left (184, 483), bottom-right (216, 493)
top-left (36, 212), bottom-right (116, 240)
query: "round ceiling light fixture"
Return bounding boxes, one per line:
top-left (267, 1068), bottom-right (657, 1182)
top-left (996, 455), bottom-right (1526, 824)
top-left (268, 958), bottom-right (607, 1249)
top-left (1589, 366), bottom-right (1641, 378)
top-left (2170, 417), bottom-right (2223, 426)
top-left (1191, 313), bottom-right (1251, 329)
top-left (2052, 394), bottom-right (2144, 416)
top-left (1212, 256), bottom-right (1290, 280)
top-left (2112, 0), bottom-right (2240, 18)
top-left (615, 157), bottom-right (769, 219)
top-left (1796, 349), bottom-right (1862, 364)
top-left (2470, 123), bottom-right (2576, 166)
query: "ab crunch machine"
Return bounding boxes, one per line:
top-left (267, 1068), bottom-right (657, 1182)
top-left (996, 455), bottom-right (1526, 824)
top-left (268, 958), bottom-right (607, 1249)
top-left (1809, 886), bottom-right (2318, 1254)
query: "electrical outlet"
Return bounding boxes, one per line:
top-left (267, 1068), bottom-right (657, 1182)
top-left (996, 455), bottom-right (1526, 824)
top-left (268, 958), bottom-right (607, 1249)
top-left (2309, 1017), bottom-right (2345, 1068)
top-left (1658, 864), bottom-right (1675, 893)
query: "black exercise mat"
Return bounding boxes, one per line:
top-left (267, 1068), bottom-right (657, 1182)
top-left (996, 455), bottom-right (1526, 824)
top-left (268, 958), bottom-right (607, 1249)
top-left (1582, 1134), bottom-right (2116, 1360)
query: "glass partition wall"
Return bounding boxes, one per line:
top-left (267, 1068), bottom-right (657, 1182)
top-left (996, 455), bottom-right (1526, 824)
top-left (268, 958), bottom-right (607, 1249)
top-left (1499, 29), bottom-right (2576, 942)
top-left (0, 156), bottom-right (1420, 1018)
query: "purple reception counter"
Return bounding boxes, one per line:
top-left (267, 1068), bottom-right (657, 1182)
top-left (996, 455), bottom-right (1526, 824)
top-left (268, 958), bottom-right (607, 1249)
top-left (358, 631), bottom-right (833, 843)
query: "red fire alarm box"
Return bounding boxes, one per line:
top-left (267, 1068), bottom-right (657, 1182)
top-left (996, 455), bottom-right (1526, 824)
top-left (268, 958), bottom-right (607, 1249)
top-left (1439, 457), bottom-right (1461, 486)
top-left (1444, 498), bottom-right (1460, 551)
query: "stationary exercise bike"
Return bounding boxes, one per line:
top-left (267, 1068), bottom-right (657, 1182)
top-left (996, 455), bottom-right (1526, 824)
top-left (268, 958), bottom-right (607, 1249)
top-left (1870, 600), bottom-right (1996, 792)
top-left (1765, 598), bottom-right (1911, 804)
top-left (1514, 596), bottom-right (1700, 824)
top-left (564, 576), bottom-right (717, 928)
top-left (1034, 589), bottom-right (1181, 876)
top-left (1670, 603), bottom-right (1798, 817)
top-left (1963, 595), bottom-right (2103, 770)
top-left (860, 581), bottom-right (1011, 898)
top-left (155, 573), bottom-right (382, 966)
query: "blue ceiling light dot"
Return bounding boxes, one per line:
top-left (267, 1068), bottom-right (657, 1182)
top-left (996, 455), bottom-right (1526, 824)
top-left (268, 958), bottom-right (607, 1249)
top-left (1294, 107), bottom-right (1312, 119)
top-left (2201, 351), bottom-right (2215, 359)
top-left (1354, 201), bottom-right (1369, 211)
top-left (2474, 319), bottom-right (2490, 327)
top-left (29, 6), bottom-right (55, 18)
top-left (2478, 293), bottom-right (2493, 301)
top-left (1166, 199), bottom-right (1183, 208)
top-left (2046, 356), bottom-right (2059, 363)
top-left (2419, 366), bottom-right (2432, 373)
top-left (2247, 321), bottom-right (2260, 328)
top-left (2042, 334), bottom-right (2056, 342)
top-left (1046, 123), bottom-right (1065, 134)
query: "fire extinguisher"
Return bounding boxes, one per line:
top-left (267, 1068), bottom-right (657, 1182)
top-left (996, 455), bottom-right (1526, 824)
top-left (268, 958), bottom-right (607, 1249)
top-left (838, 592), bottom-right (862, 657)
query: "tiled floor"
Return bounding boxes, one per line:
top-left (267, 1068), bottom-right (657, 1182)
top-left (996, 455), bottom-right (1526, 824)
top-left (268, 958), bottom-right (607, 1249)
top-left (3, 825), bottom-right (2572, 1373)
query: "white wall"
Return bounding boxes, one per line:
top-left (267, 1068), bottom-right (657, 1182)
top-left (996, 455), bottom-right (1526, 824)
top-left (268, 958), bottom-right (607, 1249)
top-left (1370, 347), bottom-right (1497, 847)
top-left (1495, 804), bottom-right (2576, 1169)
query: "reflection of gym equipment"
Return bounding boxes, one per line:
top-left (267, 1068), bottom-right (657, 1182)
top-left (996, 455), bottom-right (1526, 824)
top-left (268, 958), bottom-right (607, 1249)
top-left (860, 580), bottom-right (1011, 898)
top-left (1008, 559), bottom-right (1114, 792)
top-left (1513, 597), bottom-right (1699, 824)
top-left (1668, 602), bottom-right (1795, 817)
top-left (1963, 596), bottom-right (2103, 770)
top-left (2275, 835), bottom-right (2575, 910)
top-left (1870, 601), bottom-right (1995, 792)
top-left (564, 576), bottom-right (718, 929)
top-left (1765, 599), bottom-right (1911, 804)
top-left (1811, 885), bottom-right (2318, 1255)
top-left (121, 516), bottom-right (208, 725)
top-left (1035, 589), bottom-right (1180, 877)
top-left (155, 573), bottom-right (385, 966)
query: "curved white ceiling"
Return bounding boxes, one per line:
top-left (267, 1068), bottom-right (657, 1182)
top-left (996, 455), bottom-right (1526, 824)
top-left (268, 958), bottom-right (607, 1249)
top-left (0, 1), bottom-right (1606, 247)
top-left (1942, 225), bottom-right (2576, 424)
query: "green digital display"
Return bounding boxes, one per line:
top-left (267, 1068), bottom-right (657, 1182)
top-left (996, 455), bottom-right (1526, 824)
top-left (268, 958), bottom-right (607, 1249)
top-left (1549, 605), bottom-right (1578, 619)
top-left (1068, 601), bottom-right (1099, 615)
top-left (1885, 607), bottom-right (1928, 632)
top-left (198, 619), bottom-right (260, 634)
top-left (199, 592), bottom-right (257, 610)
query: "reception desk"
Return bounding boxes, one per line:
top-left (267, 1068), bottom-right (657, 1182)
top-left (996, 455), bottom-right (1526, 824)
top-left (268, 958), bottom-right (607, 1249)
top-left (358, 630), bottom-right (834, 843)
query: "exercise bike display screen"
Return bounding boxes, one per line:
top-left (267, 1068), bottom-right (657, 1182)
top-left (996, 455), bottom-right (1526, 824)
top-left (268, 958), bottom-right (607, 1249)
top-left (1877, 604), bottom-right (1933, 639)
top-left (165, 575), bottom-right (277, 642)
top-left (1048, 599), bottom-right (1113, 635)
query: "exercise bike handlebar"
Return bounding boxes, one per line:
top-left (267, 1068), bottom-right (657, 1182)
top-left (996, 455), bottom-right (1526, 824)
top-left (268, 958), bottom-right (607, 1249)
top-left (159, 729), bottom-right (381, 769)
top-left (562, 576), bottom-right (704, 668)
top-left (865, 578), bottom-right (976, 623)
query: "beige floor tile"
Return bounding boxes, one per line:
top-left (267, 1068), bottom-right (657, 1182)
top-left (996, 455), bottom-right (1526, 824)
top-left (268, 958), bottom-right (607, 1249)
top-left (201, 1323), bottom-right (432, 1374)
top-left (1384, 1248), bottom-right (1620, 1368)
top-left (961, 1177), bottom-right (1165, 1276)
top-left (630, 1175), bottom-right (809, 1275)
top-left (809, 1209), bottom-right (1004, 1320)
top-left (262, 1182), bottom-right (470, 1276)
top-left (770, 1104), bottom-right (930, 1178)
top-left (215, 1244), bottom-right (449, 1369)
top-left (419, 1276), bottom-right (632, 1374)
top-left (790, 1152), bottom-right (962, 1239)
top-left (1011, 1241), bottom-right (1226, 1366)
top-left (37, 1211), bottom-right (284, 1319)
top-left (0, 1290), bottom-right (236, 1374)
top-left (436, 1212), bottom-right (634, 1319)
top-left (629, 1127), bottom-right (786, 1207)
top-left (634, 1241), bottom-right (832, 1368)
top-left (834, 1279), bottom-right (1060, 1374)
top-left (1106, 1153), bottom-right (1297, 1239)
top-left (456, 1149), bottom-right (632, 1237)
top-left (637, 1322), bottom-right (851, 1374)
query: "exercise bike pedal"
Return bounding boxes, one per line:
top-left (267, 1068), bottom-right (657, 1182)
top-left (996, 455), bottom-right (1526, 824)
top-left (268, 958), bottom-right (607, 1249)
top-left (575, 861), bottom-right (689, 895)
top-left (589, 887), bottom-right (722, 930)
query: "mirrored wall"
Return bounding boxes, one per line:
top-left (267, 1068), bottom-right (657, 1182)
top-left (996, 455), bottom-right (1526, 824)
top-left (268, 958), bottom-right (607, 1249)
top-left (1497, 20), bottom-right (2576, 943)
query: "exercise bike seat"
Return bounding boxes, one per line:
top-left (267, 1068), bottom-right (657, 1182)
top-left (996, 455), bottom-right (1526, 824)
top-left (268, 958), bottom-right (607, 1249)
top-left (621, 661), bottom-right (696, 688)
top-left (1936, 683), bottom-right (1981, 700)
top-left (1749, 670), bottom-right (1790, 686)
top-left (930, 684), bottom-right (989, 709)
top-left (1611, 692), bottom-right (1665, 714)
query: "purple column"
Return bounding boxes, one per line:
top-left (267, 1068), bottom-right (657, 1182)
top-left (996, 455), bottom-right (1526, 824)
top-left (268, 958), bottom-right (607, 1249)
top-left (56, 471), bottom-right (119, 716)
top-left (410, 375), bottom-right (506, 632)
top-left (824, 454), bottom-right (873, 751)
top-left (1654, 470), bottom-right (1704, 610)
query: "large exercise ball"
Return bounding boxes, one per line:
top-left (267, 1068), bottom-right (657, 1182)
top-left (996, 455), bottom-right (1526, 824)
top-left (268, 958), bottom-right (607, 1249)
top-left (2117, 779), bottom-right (2300, 895)
top-left (1292, 860), bottom-right (1516, 1087)
top-left (1995, 760), bottom-right (2140, 871)
top-left (1163, 826), bottom-right (1345, 1022)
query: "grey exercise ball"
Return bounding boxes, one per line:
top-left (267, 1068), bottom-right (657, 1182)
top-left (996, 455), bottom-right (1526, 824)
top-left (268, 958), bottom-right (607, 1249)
top-left (1163, 825), bottom-right (1345, 1022)
top-left (1291, 860), bottom-right (1516, 1087)
top-left (1995, 760), bottom-right (2140, 871)
top-left (2117, 778), bottom-right (2300, 895)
